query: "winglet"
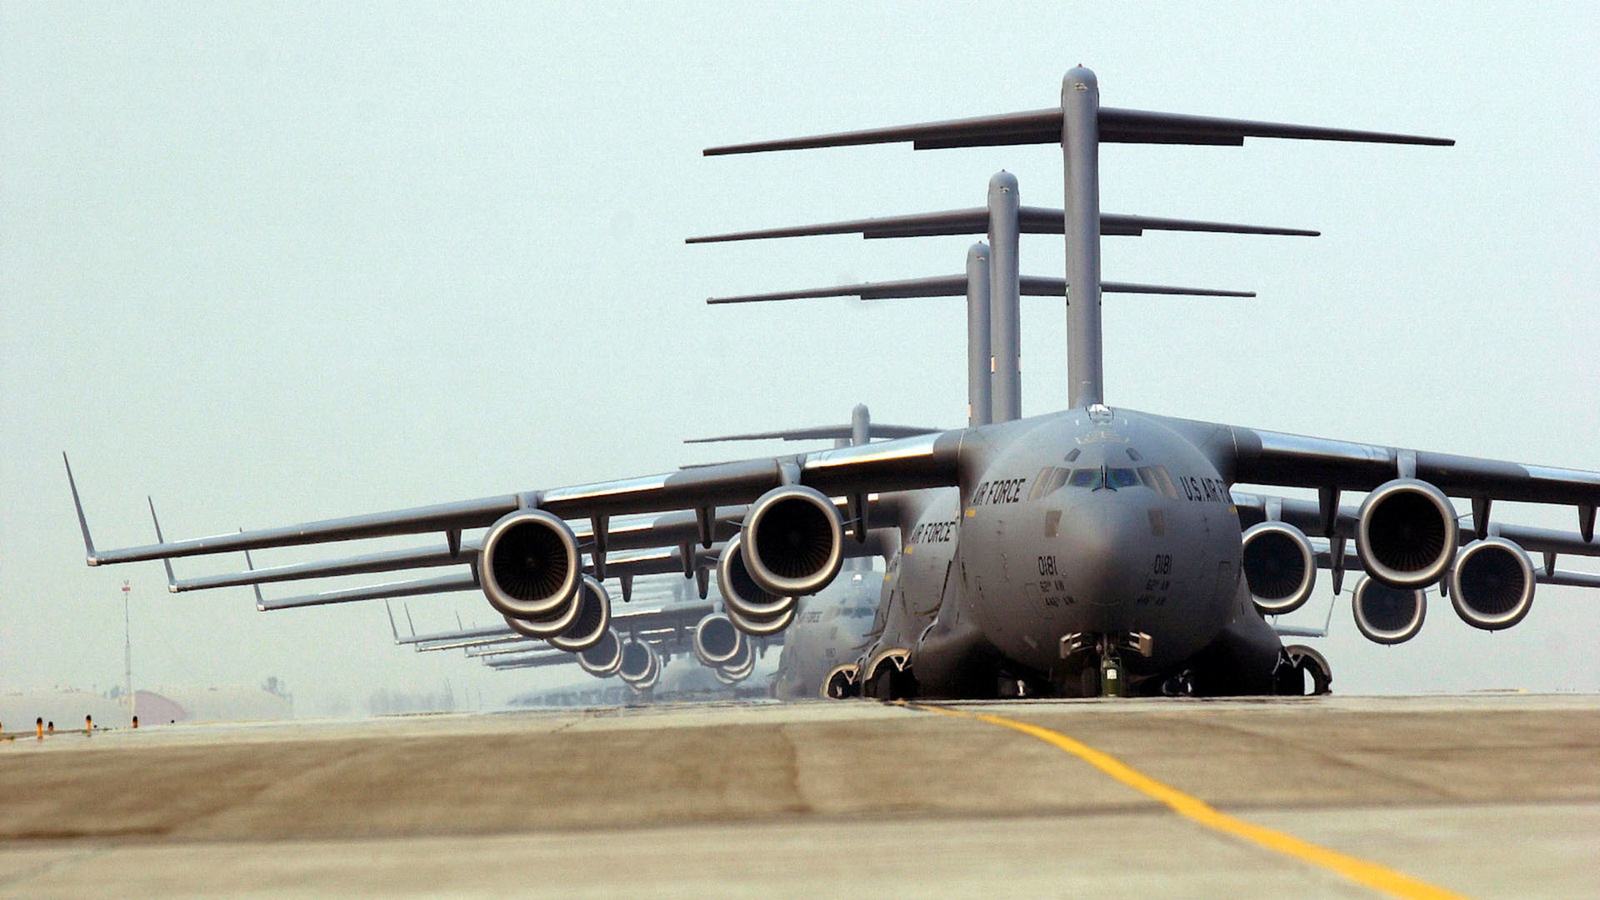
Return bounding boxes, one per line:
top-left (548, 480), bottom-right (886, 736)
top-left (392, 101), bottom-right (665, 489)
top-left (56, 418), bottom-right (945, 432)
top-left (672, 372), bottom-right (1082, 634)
top-left (64, 453), bottom-right (99, 565)
top-left (147, 497), bottom-right (178, 591)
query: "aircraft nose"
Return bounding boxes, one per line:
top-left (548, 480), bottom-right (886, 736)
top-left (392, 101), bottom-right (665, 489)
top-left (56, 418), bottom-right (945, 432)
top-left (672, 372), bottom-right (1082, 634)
top-left (1057, 493), bottom-right (1153, 610)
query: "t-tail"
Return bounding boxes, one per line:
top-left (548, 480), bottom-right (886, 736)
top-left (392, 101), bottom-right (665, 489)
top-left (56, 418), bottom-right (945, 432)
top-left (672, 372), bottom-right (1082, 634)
top-left (705, 66), bottom-right (1452, 409)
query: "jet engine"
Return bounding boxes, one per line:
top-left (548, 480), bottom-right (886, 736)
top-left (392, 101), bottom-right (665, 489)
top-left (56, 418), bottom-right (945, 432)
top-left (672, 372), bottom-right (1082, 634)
top-left (480, 509), bottom-right (581, 620)
top-left (715, 640), bottom-right (755, 684)
top-left (718, 534), bottom-right (798, 636)
top-left (1240, 522), bottom-right (1317, 616)
top-left (1352, 576), bottom-right (1427, 644)
top-left (577, 628), bottom-right (623, 678)
top-left (1449, 538), bottom-right (1535, 630)
top-left (618, 638), bottom-right (661, 691)
top-left (1355, 479), bottom-right (1459, 588)
top-left (741, 485), bottom-right (845, 597)
top-left (693, 613), bottom-right (747, 668)
top-left (547, 576), bottom-right (612, 652)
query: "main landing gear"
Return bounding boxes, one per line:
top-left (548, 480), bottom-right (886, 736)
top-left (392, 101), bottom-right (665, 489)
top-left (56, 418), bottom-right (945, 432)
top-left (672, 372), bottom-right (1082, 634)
top-left (1274, 644), bottom-right (1333, 696)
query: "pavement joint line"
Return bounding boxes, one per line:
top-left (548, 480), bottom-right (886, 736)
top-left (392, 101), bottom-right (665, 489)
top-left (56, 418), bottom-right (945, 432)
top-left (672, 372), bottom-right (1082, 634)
top-left (902, 701), bottom-right (1471, 900)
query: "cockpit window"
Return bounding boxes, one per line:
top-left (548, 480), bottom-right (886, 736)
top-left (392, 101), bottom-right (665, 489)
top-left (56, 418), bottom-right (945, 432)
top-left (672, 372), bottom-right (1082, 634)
top-left (1067, 468), bottom-right (1102, 489)
top-left (1107, 467), bottom-right (1140, 489)
top-left (1136, 465), bottom-right (1180, 499)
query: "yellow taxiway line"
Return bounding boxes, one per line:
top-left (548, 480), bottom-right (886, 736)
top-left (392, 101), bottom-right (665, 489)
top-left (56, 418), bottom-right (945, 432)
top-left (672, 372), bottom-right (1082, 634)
top-left (907, 702), bottom-right (1469, 900)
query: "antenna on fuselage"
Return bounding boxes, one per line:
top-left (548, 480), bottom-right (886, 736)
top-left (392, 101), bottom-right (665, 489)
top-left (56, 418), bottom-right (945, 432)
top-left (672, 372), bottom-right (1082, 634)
top-left (705, 68), bottom-right (1451, 409)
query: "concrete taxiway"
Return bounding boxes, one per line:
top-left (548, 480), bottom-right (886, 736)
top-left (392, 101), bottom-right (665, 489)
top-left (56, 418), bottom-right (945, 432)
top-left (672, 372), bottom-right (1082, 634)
top-left (0, 694), bottom-right (1595, 898)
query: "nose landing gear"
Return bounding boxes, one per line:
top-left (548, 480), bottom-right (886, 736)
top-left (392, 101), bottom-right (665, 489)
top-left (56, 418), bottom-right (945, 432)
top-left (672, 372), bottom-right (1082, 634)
top-left (1061, 632), bottom-right (1152, 697)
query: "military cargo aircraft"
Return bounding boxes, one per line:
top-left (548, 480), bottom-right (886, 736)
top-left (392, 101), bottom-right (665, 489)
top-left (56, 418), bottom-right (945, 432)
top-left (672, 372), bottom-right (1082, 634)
top-left (66, 68), bottom-right (1600, 699)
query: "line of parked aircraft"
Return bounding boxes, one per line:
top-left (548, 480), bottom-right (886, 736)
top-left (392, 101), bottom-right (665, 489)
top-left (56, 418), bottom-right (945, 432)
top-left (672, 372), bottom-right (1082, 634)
top-left (64, 67), bottom-right (1600, 700)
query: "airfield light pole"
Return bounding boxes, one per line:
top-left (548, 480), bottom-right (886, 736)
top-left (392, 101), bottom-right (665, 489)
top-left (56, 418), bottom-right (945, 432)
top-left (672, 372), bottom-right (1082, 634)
top-left (122, 580), bottom-right (135, 724)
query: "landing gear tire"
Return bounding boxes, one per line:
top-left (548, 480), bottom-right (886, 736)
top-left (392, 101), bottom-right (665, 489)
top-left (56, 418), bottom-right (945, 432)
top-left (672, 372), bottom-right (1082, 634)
top-left (864, 662), bottom-right (917, 701)
top-left (1079, 666), bottom-right (1100, 698)
top-left (1160, 671), bottom-right (1195, 697)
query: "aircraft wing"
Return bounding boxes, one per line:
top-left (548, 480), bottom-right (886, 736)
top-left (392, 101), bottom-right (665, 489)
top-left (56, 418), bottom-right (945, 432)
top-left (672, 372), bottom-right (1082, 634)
top-left (67, 433), bottom-right (962, 568)
top-left (1233, 492), bottom-right (1600, 561)
top-left (1169, 420), bottom-right (1600, 542)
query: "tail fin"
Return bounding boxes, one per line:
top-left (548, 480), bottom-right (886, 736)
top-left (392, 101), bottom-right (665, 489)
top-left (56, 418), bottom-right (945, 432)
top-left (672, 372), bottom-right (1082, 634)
top-left (705, 67), bottom-right (1450, 407)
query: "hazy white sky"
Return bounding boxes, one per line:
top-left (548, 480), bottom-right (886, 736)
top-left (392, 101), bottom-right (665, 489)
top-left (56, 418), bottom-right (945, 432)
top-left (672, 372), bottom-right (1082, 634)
top-left (3, 3), bottom-right (1597, 710)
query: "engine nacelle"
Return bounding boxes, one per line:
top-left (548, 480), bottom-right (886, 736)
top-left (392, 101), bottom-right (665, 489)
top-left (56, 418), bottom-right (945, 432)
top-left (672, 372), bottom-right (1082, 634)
top-left (1241, 521), bottom-right (1317, 616)
top-left (717, 534), bottom-right (797, 635)
top-left (548, 576), bottom-right (612, 652)
top-left (1449, 538), bottom-right (1535, 631)
top-left (725, 603), bottom-right (796, 637)
top-left (577, 628), bottom-right (623, 679)
top-left (481, 509), bottom-right (581, 620)
top-left (717, 635), bottom-right (755, 675)
top-left (618, 638), bottom-right (661, 691)
top-left (714, 663), bottom-right (751, 685)
top-left (741, 485), bottom-right (844, 597)
top-left (1356, 479), bottom-right (1459, 588)
top-left (693, 614), bottom-right (747, 668)
top-left (1352, 576), bottom-right (1427, 644)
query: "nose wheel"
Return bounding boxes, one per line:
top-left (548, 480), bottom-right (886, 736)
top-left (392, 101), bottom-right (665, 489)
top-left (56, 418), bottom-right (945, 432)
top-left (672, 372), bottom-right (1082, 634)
top-left (1063, 632), bottom-right (1147, 697)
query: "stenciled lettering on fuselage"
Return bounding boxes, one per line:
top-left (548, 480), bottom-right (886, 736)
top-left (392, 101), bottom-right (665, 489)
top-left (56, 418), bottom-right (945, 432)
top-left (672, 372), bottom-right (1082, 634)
top-left (968, 476), bottom-right (1028, 507)
top-left (908, 519), bottom-right (958, 544)
top-left (1034, 554), bottom-right (1075, 608)
top-left (1177, 474), bottom-right (1230, 504)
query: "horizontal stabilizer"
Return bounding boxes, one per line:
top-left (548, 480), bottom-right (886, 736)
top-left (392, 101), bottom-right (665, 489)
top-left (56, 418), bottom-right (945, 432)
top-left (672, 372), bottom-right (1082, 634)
top-left (689, 208), bottom-right (1316, 242)
top-left (709, 276), bottom-right (1252, 304)
top-left (706, 106), bottom-right (1451, 156)
top-left (1100, 282), bottom-right (1254, 298)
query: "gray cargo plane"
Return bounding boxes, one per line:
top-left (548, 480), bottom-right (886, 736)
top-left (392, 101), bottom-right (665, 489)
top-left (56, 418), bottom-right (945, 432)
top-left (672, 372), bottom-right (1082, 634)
top-left (67, 68), bottom-right (1600, 699)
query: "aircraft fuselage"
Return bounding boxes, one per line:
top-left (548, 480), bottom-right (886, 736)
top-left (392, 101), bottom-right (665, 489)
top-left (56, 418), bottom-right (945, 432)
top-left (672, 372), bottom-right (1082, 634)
top-left (874, 405), bottom-right (1274, 696)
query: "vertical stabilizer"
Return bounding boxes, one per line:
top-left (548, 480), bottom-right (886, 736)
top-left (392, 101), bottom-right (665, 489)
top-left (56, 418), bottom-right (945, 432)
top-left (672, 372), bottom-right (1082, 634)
top-left (1062, 67), bottom-right (1103, 409)
top-left (965, 242), bottom-right (993, 427)
top-left (987, 173), bottom-right (1021, 421)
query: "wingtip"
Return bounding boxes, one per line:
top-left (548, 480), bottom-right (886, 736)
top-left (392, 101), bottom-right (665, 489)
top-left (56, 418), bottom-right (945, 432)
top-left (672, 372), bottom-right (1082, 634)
top-left (63, 452), bottom-right (99, 564)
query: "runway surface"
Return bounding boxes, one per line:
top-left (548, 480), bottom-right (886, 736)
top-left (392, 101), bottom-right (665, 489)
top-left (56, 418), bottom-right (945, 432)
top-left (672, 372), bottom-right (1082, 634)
top-left (1, 693), bottom-right (1596, 898)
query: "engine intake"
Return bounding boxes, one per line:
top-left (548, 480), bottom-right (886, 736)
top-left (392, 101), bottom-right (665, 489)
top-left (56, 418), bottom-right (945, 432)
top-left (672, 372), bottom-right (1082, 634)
top-left (718, 534), bottom-right (797, 635)
top-left (577, 628), bottom-right (623, 678)
top-left (1352, 576), bottom-right (1427, 644)
top-left (1449, 538), bottom-right (1535, 630)
top-left (1241, 522), bottom-right (1316, 616)
top-left (742, 485), bottom-right (844, 597)
top-left (481, 509), bottom-right (581, 620)
top-left (618, 638), bottom-right (661, 691)
top-left (693, 613), bottom-right (747, 668)
top-left (548, 576), bottom-right (612, 652)
top-left (1356, 479), bottom-right (1458, 588)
